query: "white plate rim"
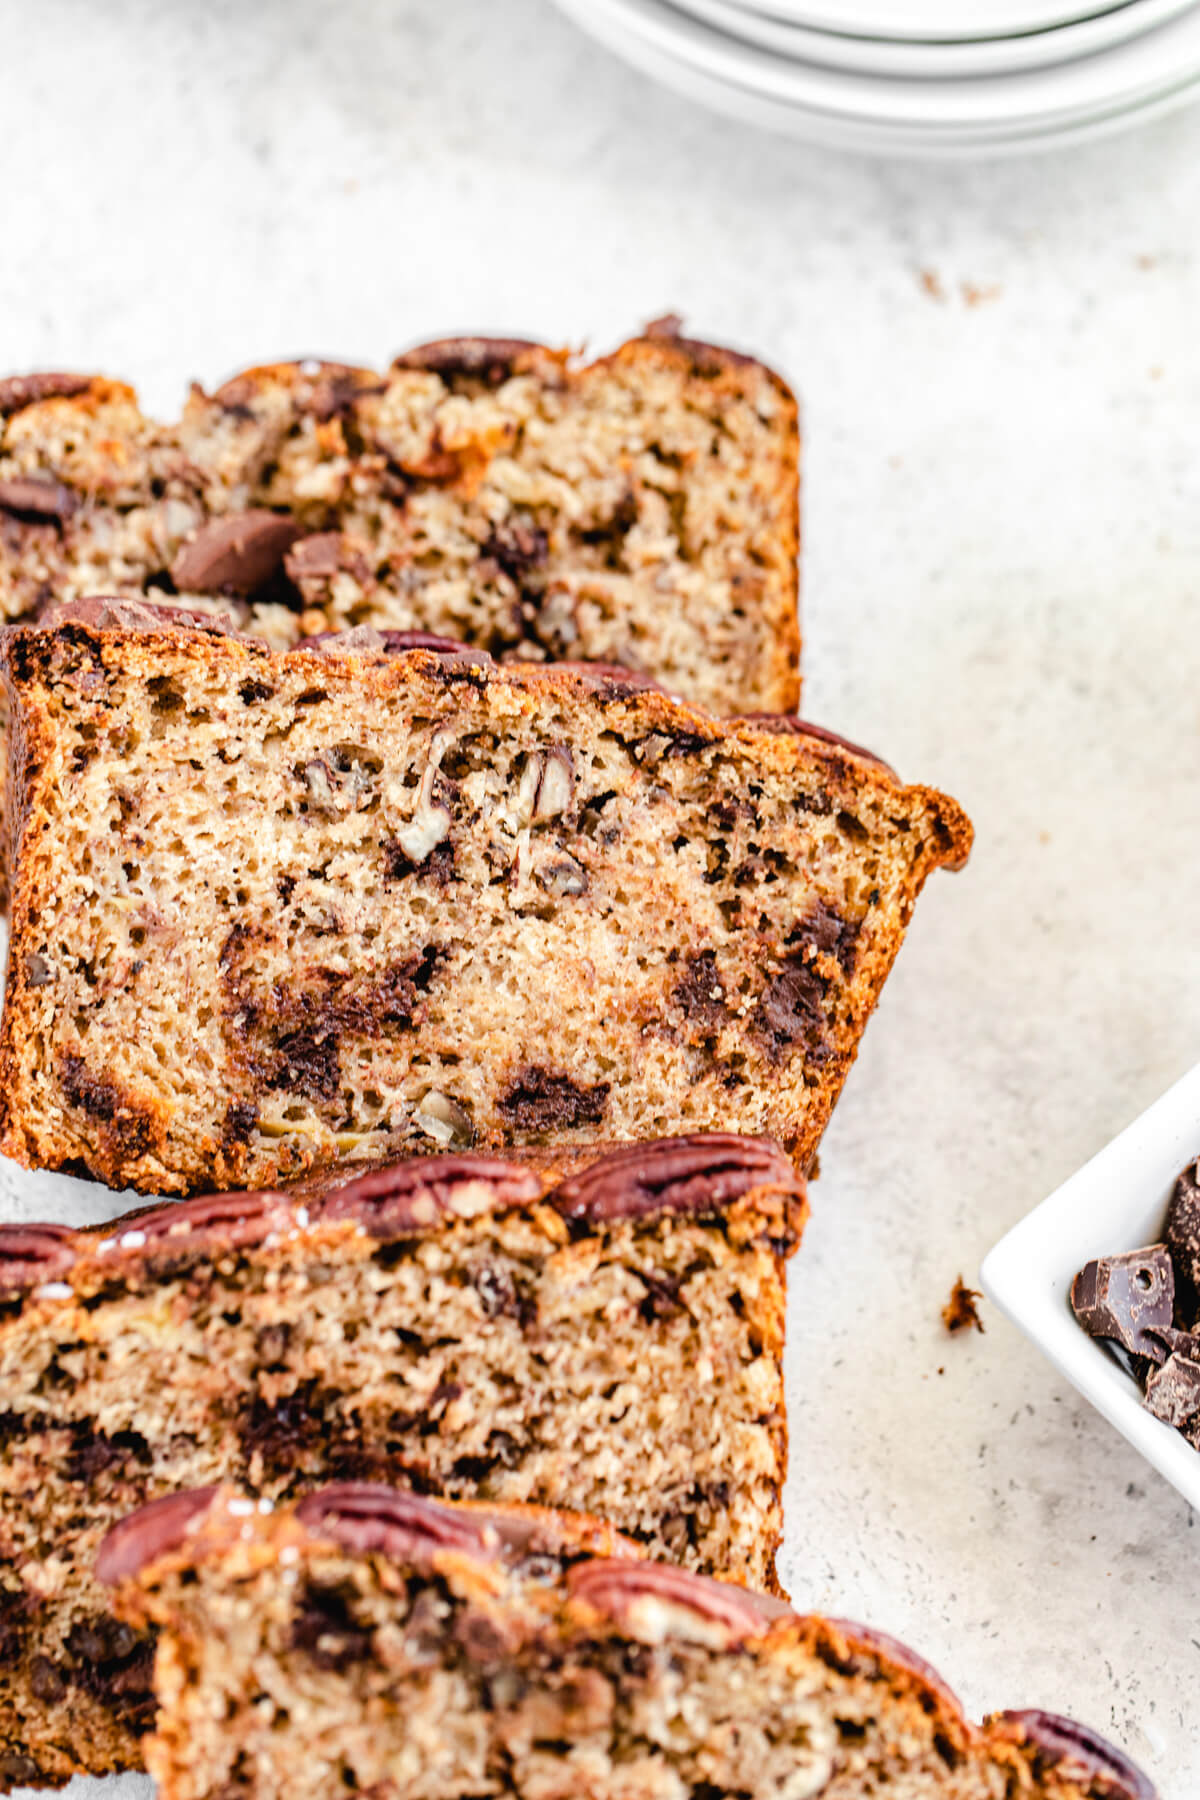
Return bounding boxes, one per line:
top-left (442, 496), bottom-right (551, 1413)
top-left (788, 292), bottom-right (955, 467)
top-left (674, 0), bottom-right (1199, 76)
top-left (570, 0), bottom-right (1200, 125)
top-left (556, 0), bottom-right (1200, 151)
top-left (724, 0), bottom-right (1149, 39)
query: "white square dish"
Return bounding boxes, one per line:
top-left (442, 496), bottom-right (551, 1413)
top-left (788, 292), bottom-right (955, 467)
top-left (981, 1059), bottom-right (1200, 1511)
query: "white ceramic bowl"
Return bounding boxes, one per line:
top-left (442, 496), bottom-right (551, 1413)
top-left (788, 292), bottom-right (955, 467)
top-left (981, 1060), bottom-right (1200, 1513)
top-left (676, 0), bottom-right (1200, 79)
top-left (554, 0), bottom-right (1200, 153)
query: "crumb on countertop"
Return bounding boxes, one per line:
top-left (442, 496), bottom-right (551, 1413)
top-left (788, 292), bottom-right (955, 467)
top-left (942, 1276), bottom-right (985, 1335)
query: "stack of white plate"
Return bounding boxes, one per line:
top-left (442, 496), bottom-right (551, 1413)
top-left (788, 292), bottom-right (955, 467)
top-left (552, 0), bottom-right (1200, 154)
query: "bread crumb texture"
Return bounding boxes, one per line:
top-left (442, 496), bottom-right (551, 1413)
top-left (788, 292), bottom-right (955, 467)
top-left (101, 1489), bottom-right (1150, 1800)
top-left (0, 330), bottom-right (801, 716)
top-left (0, 626), bottom-right (970, 1195)
top-left (0, 1140), bottom-right (804, 1782)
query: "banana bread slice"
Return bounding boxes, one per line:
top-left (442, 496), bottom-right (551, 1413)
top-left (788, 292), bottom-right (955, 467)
top-left (0, 319), bottom-right (800, 716)
top-left (0, 616), bottom-right (970, 1195)
top-left (0, 1133), bottom-right (803, 1785)
top-left (0, 615), bottom-right (971, 1195)
top-left (97, 1483), bottom-right (1155, 1800)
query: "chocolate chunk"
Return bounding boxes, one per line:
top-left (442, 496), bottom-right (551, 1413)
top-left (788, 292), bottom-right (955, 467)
top-left (672, 950), bottom-right (729, 1025)
top-left (316, 1153), bottom-right (541, 1238)
top-left (0, 473), bottom-right (77, 521)
top-left (286, 532), bottom-right (347, 583)
top-left (291, 1583), bottom-right (374, 1667)
top-left (171, 510), bottom-right (300, 595)
top-left (39, 595), bottom-right (240, 636)
top-left (238, 1381), bottom-right (331, 1477)
top-left (296, 1482), bottom-right (498, 1566)
top-left (551, 1133), bottom-right (799, 1226)
top-left (393, 336), bottom-right (539, 386)
top-left (481, 521), bottom-right (548, 582)
top-left (95, 1485), bottom-right (220, 1584)
top-left (59, 1053), bottom-right (153, 1158)
top-left (0, 1752), bottom-right (44, 1787)
top-left (632, 1267), bottom-right (688, 1322)
top-left (757, 954), bottom-right (830, 1054)
top-left (568, 1558), bottom-right (790, 1644)
top-left (996, 1710), bottom-right (1156, 1800)
top-left (1070, 1246), bottom-right (1175, 1360)
top-left (496, 1068), bottom-right (610, 1134)
top-left (1144, 1351), bottom-right (1200, 1430)
top-left (0, 1223), bottom-right (75, 1293)
top-left (384, 837), bottom-right (457, 886)
top-left (266, 1027), bottom-right (341, 1101)
top-left (472, 1262), bottom-right (522, 1320)
top-left (0, 371), bottom-right (93, 415)
top-left (65, 1424), bottom-right (150, 1485)
top-left (28, 1655), bottom-right (66, 1704)
top-left (793, 898), bottom-right (861, 974)
top-left (1165, 1157), bottom-right (1200, 1313)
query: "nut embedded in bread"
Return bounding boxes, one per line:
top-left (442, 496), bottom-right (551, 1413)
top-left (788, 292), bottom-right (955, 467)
top-left (95, 1483), bottom-right (1156, 1800)
top-left (0, 618), bottom-right (971, 1194)
top-left (0, 1134), bottom-right (803, 1784)
top-left (0, 321), bottom-right (801, 717)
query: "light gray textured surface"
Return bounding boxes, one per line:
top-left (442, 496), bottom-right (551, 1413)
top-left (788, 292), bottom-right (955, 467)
top-left (4, 0), bottom-right (1200, 1790)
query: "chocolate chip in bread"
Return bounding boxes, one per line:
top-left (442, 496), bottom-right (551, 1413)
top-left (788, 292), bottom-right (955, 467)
top-left (0, 616), bottom-right (971, 1194)
top-left (0, 1135), bottom-right (802, 1782)
top-left (95, 1483), bottom-right (1156, 1800)
top-left (0, 323), bottom-right (800, 717)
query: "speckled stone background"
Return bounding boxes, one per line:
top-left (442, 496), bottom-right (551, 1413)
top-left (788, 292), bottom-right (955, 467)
top-left (4, 0), bottom-right (1200, 1791)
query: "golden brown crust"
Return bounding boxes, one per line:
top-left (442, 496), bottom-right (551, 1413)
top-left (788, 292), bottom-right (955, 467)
top-left (602, 322), bottom-right (802, 714)
top-left (0, 325), bottom-right (802, 714)
top-left (0, 623), bottom-right (968, 1192)
top-left (103, 1488), bottom-right (1154, 1800)
top-left (0, 1142), bottom-right (800, 1779)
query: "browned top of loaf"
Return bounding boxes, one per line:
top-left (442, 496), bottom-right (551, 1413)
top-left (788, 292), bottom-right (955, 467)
top-left (0, 322), bottom-right (802, 716)
top-left (96, 1483), bottom-right (1154, 1800)
top-left (0, 619), bottom-right (970, 1190)
top-left (0, 616), bottom-right (968, 861)
top-left (0, 1132), bottom-right (807, 1303)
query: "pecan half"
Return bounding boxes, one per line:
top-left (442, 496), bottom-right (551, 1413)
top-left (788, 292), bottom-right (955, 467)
top-left (315, 1153), bottom-right (542, 1237)
top-left (0, 372), bottom-right (94, 416)
top-left (95, 1486), bottom-right (220, 1585)
top-left (126, 1191), bottom-right (290, 1256)
top-left (296, 1483), bottom-right (497, 1566)
top-left (0, 1224), bottom-right (76, 1293)
top-left (994, 1711), bottom-right (1156, 1800)
top-left (393, 337), bottom-right (539, 385)
top-left (818, 1619), bottom-right (962, 1718)
top-left (550, 1133), bottom-right (799, 1226)
top-left (568, 1559), bottom-right (789, 1644)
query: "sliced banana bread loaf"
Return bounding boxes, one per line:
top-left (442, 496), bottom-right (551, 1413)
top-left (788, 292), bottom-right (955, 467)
top-left (98, 1483), bottom-right (1155, 1800)
top-left (0, 319), bottom-right (800, 715)
top-left (0, 1133), bottom-right (803, 1784)
top-left (0, 617), bottom-right (970, 1195)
